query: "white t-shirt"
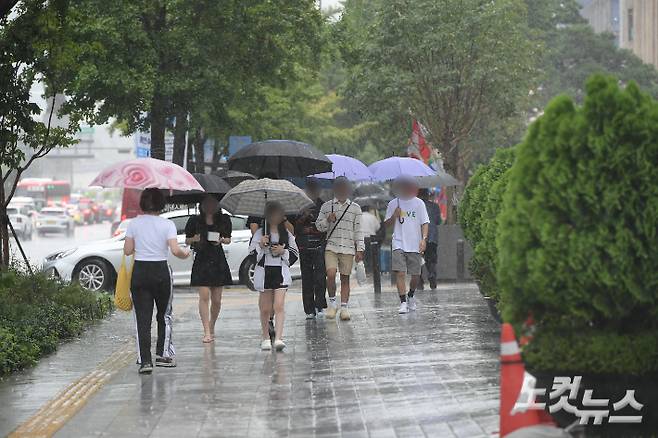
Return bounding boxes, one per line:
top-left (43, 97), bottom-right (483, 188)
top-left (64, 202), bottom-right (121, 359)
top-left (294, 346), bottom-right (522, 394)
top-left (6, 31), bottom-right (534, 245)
top-left (125, 215), bottom-right (177, 261)
top-left (361, 211), bottom-right (380, 237)
top-left (385, 197), bottom-right (429, 253)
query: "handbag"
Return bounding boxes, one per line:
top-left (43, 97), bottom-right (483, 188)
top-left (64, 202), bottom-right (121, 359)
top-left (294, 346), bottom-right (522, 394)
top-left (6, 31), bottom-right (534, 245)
top-left (114, 254), bottom-right (133, 311)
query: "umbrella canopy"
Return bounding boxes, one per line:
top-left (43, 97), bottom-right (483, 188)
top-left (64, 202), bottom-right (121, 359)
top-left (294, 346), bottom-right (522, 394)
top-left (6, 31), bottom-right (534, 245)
top-left (353, 182), bottom-right (388, 198)
top-left (167, 173), bottom-right (232, 204)
top-left (227, 140), bottom-right (332, 177)
top-left (220, 178), bottom-right (313, 217)
top-left (212, 168), bottom-right (256, 187)
top-left (368, 157), bottom-right (435, 182)
top-left (312, 154), bottom-right (372, 181)
top-left (416, 170), bottom-right (460, 188)
top-left (354, 194), bottom-right (393, 209)
top-left (90, 158), bottom-right (203, 191)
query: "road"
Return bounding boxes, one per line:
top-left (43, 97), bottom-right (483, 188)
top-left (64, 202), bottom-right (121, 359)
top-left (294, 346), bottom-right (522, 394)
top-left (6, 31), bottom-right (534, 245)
top-left (9, 222), bottom-right (112, 269)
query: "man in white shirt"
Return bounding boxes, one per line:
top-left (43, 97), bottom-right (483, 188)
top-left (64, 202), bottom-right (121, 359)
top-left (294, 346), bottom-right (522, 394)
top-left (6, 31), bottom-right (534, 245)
top-left (361, 206), bottom-right (381, 238)
top-left (316, 177), bottom-right (364, 321)
top-left (384, 177), bottom-right (429, 314)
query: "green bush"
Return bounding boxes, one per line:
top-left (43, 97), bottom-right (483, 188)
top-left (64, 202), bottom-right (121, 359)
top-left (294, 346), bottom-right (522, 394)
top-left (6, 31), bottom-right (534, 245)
top-left (497, 75), bottom-right (658, 374)
top-left (0, 270), bottom-right (113, 376)
top-left (459, 146), bottom-right (515, 302)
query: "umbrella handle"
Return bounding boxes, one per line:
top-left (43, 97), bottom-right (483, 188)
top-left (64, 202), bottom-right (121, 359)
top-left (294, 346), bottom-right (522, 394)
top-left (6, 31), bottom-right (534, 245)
top-left (397, 198), bottom-right (404, 224)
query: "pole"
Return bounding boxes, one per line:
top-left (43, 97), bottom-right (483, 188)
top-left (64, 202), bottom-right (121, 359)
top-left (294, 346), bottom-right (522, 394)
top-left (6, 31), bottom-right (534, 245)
top-left (371, 239), bottom-right (381, 294)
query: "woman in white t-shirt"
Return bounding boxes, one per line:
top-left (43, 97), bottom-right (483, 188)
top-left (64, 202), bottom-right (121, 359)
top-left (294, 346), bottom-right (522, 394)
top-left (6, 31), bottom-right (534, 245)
top-left (123, 188), bottom-right (191, 374)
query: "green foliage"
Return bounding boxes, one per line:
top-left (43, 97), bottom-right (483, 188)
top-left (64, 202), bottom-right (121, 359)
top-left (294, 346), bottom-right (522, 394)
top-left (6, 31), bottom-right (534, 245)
top-left (459, 147), bottom-right (515, 302)
top-left (341, 0), bottom-right (535, 178)
top-left (497, 75), bottom-right (658, 373)
top-left (0, 270), bottom-right (113, 376)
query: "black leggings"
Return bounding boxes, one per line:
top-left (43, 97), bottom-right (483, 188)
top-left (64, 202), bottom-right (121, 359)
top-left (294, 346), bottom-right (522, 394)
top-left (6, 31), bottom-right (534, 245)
top-left (130, 260), bottom-right (174, 365)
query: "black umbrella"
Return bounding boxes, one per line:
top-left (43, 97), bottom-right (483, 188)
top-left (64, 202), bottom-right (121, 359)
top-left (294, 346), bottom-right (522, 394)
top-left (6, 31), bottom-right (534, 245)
top-left (167, 173), bottom-right (231, 204)
top-left (211, 168), bottom-right (256, 187)
top-left (227, 140), bottom-right (332, 177)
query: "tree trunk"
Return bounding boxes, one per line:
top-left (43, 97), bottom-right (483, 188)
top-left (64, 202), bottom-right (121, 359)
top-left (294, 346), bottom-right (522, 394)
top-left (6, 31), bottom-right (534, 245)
top-left (443, 139), bottom-right (466, 225)
top-left (0, 167), bottom-right (9, 268)
top-left (186, 132), bottom-right (194, 171)
top-left (149, 90), bottom-right (167, 160)
top-left (193, 128), bottom-right (206, 173)
top-left (172, 106), bottom-right (187, 166)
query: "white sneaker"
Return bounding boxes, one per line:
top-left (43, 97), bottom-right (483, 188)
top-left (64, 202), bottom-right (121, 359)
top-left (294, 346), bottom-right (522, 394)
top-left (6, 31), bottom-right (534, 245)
top-left (408, 297), bottom-right (417, 311)
top-left (261, 339), bottom-right (272, 350)
top-left (316, 310), bottom-right (325, 319)
top-left (398, 302), bottom-right (409, 314)
top-left (273, 339), bottom-right (286, 351)
top-left (305, 313), bottom-right (316, 320)
top-left (326, 305), bottom-right (337, 319)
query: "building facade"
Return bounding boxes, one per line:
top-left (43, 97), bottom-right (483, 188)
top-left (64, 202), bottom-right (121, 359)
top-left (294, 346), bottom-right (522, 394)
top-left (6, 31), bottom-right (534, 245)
top-left (619, 0), bottom-right (658, 68)
top-left (579, 0), bottom-right (621, 42)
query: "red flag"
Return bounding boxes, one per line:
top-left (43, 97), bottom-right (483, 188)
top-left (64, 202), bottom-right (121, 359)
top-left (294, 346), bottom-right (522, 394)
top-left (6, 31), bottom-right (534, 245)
top-left (408, 120), bottom-right (431, 163)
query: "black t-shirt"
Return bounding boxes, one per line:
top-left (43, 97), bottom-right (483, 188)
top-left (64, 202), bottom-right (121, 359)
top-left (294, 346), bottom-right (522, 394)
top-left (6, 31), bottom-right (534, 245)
top-left (294, 198), bottom-right (325, 249)
top-left (185, 213), bottom-right (232, 251)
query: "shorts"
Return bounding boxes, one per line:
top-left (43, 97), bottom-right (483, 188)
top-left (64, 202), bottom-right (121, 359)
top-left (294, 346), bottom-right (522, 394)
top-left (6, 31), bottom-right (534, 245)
top-left (263, 266), bottom-right (288, 291)
top-left (392, 250), bottom-right (422, 276)
top-left (324, 250), bottom-right (354, 274)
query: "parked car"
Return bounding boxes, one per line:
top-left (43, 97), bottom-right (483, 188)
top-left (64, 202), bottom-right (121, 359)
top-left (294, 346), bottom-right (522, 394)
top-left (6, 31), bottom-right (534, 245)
top-left (42, 209), bottom-right (300, 291)
top-left (36, 207), bottom-right (75, 236)
top-left (6, 205), bottom-right (33, 240)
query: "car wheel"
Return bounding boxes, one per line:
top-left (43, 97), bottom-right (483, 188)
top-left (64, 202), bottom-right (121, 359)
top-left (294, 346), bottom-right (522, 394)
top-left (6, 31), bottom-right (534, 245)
top-left (239, 255), bottom-right (257, 291)
top-left (74, 258), bottom-right (113, 291)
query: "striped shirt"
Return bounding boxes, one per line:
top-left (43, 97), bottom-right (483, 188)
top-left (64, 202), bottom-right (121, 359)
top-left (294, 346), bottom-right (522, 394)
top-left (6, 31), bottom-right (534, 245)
top-left (316, 198), bottom-right (365, 255)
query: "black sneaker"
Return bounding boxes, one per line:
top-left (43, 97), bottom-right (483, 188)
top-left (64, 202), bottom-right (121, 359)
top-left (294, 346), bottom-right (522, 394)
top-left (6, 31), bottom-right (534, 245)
top-left (138, 363), bottom-right (153, 374)
top-left (155, 356), bottom-right (176, 367)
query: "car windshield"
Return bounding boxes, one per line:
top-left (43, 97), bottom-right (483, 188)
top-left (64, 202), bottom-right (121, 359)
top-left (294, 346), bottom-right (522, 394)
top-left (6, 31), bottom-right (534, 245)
top-left (41, 210), bottom-right (65, 216)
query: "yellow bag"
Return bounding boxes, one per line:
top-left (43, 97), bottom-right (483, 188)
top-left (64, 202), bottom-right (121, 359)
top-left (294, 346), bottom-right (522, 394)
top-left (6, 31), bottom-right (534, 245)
top-left (114, 255), bottom-right (133, 311)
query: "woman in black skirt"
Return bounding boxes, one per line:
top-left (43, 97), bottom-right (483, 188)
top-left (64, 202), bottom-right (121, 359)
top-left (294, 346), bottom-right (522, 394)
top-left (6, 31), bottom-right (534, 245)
top-left (185, 194), bottom-right (233, 343)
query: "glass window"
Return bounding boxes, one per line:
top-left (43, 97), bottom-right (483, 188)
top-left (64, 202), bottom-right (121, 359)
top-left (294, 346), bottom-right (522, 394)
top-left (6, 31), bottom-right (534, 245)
top-left (170, 215), bottom-right (191, 235)
top-left (230, 215), bottom-right (247, 231)
top-left (627, 8), bottom-right (634, 42)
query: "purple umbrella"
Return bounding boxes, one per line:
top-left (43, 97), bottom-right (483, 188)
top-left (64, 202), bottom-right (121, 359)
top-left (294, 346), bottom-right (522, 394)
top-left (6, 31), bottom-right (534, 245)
top-left (368, 157), bottom-right (435, 224)
top-left (312, 154), bottom-right (372, 181)
top-left (368, 157), bottom-right (435, 181)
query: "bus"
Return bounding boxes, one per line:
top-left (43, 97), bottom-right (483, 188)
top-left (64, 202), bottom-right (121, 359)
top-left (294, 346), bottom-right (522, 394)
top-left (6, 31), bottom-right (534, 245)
top-left (15, 178), bottom-right (71, 210)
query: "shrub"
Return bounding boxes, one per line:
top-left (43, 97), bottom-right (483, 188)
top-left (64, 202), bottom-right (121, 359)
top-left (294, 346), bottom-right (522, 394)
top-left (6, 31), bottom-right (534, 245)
top-left (459, 146), bottom-right (515, 302)
top-left (497, 75), bottom-right (658, 374)
top-left (0, 270), bottom-right (113, 376)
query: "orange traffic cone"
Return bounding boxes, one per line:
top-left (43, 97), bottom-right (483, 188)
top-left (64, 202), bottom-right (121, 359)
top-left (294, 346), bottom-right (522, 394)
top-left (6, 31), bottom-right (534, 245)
top-left (499, 323), bottom-right (555, 437)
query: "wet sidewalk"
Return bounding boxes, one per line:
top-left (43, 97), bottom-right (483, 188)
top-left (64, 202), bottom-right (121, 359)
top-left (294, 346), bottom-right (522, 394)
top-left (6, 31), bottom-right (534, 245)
top-left (4, 283), bottom-right (501, 438)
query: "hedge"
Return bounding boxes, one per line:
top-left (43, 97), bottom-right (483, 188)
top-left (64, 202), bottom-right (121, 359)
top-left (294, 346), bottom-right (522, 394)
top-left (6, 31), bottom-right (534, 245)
top-left (0, 270), bottom-right (113, 376)
top-left (497, 75), bottom-right (658, 374)
top-left (459, 146), bottom-right (515, 303)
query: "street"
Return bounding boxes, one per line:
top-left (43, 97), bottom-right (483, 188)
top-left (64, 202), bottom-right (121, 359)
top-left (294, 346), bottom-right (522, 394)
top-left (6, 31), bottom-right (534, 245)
top-left (9, 222), bottom-right (112, 268)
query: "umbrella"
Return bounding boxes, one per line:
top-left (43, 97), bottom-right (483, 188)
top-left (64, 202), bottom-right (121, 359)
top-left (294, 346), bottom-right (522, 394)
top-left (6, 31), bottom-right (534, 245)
top-left (354, 194), bottom-right (392, 209)
top-left (416, 170), bottom-right (460, 188)
top-left (89, 158), bottom-right (203, 191)
top-left (211, 168), bottom-right (256, 187)
top-left (312, 154), bottom-right (372, 181)
top-left (227, 140), bottom-right (332, 177)
top-left (353, 182), bottom-right (388, 198)
top-left (220, 178), bottom-right (313, 217)
top-left (167, 173), bottom-right (232, 204)
top-left (368, 156), bottom-right (436, 182)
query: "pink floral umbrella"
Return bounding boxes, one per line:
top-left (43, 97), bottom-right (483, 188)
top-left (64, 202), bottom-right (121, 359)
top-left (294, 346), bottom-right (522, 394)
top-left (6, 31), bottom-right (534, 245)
top-left (89, 158), bottom-right (204, 191)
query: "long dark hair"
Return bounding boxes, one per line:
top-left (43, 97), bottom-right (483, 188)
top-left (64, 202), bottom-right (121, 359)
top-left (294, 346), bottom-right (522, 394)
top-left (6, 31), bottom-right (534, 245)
top-left (264, 201), bottom-right (288, 246)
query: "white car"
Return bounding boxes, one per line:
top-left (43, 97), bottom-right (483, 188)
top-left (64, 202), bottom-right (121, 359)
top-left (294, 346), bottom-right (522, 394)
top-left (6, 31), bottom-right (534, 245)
top-left (36, 207), bottom-right (75, 236)
top-left (6, 205), bottom-right (34, 240)
top-left (41, 210), bottom-right (301, 291)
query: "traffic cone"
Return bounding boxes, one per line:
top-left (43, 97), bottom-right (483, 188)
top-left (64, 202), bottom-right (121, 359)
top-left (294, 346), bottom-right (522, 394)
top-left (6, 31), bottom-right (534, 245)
top-left (499, 323), bottom-right (554, 437)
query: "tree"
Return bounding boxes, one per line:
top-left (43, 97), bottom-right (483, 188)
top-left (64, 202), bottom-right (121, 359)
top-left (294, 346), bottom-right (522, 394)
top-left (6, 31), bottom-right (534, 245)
top-left (342, 0), bottom-right (535, 222)
top-left (0, 0), bottom-right (80, 266)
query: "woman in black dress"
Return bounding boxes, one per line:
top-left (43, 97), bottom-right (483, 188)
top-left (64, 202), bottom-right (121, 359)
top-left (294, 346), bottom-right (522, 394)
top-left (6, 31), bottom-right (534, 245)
top-left (185, 195), bottom-right (233, 343)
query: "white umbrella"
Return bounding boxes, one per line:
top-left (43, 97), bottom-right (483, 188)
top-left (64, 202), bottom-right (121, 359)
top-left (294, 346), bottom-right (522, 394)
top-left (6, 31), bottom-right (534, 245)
top-left (220, 178), bottom-right (313, 217)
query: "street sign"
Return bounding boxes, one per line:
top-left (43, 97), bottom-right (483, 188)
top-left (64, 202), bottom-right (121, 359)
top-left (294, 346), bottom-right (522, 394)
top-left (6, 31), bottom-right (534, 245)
top-left (134, 131), bottom-right (174, 160)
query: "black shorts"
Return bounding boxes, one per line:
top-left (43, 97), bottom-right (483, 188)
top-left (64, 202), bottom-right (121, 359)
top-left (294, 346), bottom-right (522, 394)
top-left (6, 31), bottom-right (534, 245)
top-left (263, 266), bottom-right (288, 290)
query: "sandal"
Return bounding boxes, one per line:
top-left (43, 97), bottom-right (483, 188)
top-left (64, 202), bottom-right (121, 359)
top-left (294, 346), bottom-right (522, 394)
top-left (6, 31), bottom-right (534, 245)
top-left (202, 334), bottom-right (214, 343)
